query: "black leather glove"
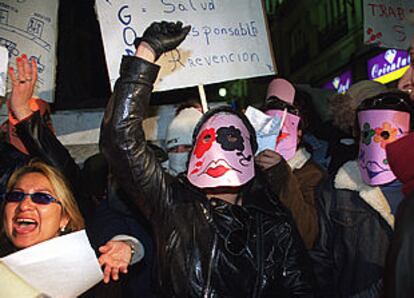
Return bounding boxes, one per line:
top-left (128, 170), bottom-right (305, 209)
top-left (134, 21), bottom-right (191, 60)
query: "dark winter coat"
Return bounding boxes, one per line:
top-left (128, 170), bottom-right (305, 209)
top-left (311, 161), bottom-right (394, 298)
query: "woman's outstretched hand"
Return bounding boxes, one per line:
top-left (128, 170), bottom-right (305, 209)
top-left (98, 240), bottom-right (133, 283)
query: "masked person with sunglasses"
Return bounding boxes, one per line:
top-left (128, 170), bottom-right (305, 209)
top-left (257, 78), bottom-right (326, 249)
top-left (311, 91), bottom-right (413, 298)
top-left (100, 21), bottom-right (315, 297)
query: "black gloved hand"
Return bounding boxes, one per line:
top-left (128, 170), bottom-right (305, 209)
top-left (134, 21), bottom-right (191, 60)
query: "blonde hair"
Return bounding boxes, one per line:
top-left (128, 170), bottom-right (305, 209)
top-left (6, 160), bottom-right (85, 232)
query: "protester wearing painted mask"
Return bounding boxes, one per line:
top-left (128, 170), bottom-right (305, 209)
top-left (357, 93), bottom-right (411, 187)
top-left (259, 78), bottom-right (326, 249)
top-left (311, 91), bottom-right (413, 298)
top-left (328, 80), bottom-right (388, 174)
top-left (100, 21), bottom-right (315, 297)
top-left (264, 78), bottom-right (299, 160)
top-left (165, 107), bottom-right (202, 176)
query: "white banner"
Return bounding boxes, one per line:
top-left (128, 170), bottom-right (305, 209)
top-left (0, 0), bottom-right (58, 102)
top-left (364, 0), bottom-right (414, 49)
top-left (96, 0), bottom-right (276, 92)
top-left (0, 46), bottom-right (7, 97)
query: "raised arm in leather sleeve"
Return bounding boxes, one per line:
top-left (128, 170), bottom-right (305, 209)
top-left (100, 56), bottom-right (171, 220)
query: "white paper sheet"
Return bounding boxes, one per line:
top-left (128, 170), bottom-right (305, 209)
top-left (0, 46), bottom-right (7, 97)
top-left (1, 230), bottom-right (103, 298)
top-left (245, 106), bottom-right (282, 154)
top-left (0, 261), bottom-right (44, 298)
top-left (0, 0), bottom-right (59, 102)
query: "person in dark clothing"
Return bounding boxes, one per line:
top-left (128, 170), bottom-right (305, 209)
top-left (261, 79), bottom-right (326, 249)
top-left (383, 131), bottom-right (414, 298)
top-left (311, 91), bottom-right (413, 298)
top-left (100, 21), bottom-right (315, 297)
top-left (82, 153), bottom-right (156, 298)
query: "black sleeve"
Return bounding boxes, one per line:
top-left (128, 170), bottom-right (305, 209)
top-left (309, 179), bottom-right (336, 297)
top-left (15, 111), bottom-right (93, 218)
top-left (100, 56), bottom-right (174, 222)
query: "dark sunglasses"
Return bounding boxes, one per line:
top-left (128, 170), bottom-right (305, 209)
top-left (265, 96), bottom-right (300, 116)
top-left (358, 93), bottom-right (413, 112)
top-left (4, 191), bottom-right (62, 205)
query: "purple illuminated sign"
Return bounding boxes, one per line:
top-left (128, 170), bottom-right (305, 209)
top-left (323, 70), bottom-right (352, 93)
top-left (367, 49), bottom-right (410, 81)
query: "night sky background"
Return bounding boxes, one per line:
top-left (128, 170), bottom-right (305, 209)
top-left (55, 0), bottom-right (242, 111)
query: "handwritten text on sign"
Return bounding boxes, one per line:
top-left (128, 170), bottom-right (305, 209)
top-left (364, 0), bottom-right (414, 49)
top-left (0, 0), bottom-right (58, 102)
top-left (0, 46), bottom-right (7, 97)
top-left (96, 0), bottom-right (276, 92)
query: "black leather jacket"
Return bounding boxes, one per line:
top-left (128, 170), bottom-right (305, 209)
top-left (100, 56), bottom-right (315, 297)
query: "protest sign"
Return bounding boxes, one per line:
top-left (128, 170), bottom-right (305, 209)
top-left (0, 0), bottom-right (58, 102)
top-left (364, 0), bottom-right (414, 49)
top-left (0, 46), bottom-right (7, 96)
top-left (96, 0), bottom-right (276, 92)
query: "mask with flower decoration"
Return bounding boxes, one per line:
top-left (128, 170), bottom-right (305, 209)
top-left (357, 109), bottom-right (410, 185)
top-left (187, 109), bottom-right (256, 188)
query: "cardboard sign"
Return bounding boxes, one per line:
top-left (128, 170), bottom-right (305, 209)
top-left (0, 46), bottom-right (7, 96)
top-left (96, 0), bottom-right (276, 91)
top-left (364, 0), bottom-right (414, 49)
top-left (0, 0), bottom-right (58, 102)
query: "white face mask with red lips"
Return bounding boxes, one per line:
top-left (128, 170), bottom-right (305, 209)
top-left (187, 112), bottom-right (255, 188)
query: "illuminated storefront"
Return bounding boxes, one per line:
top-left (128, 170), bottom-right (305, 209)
top-left (367, 49), bottom-right (411, 84)
top-left (322, 70), bottom-right (352, 93)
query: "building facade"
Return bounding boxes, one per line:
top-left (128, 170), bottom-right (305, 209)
top-left (264, 0), bottom-right (408, 90)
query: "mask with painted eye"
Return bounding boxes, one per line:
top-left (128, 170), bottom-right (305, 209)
top-left (187, 112), bottom-right (254, 188)
top-left (357, 93), bottom-right (413, 185)
top-left (357, 109), bottom-right (410, 185)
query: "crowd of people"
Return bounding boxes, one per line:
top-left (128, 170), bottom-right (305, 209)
top-left (1, 21), bottom-right (414, 297)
